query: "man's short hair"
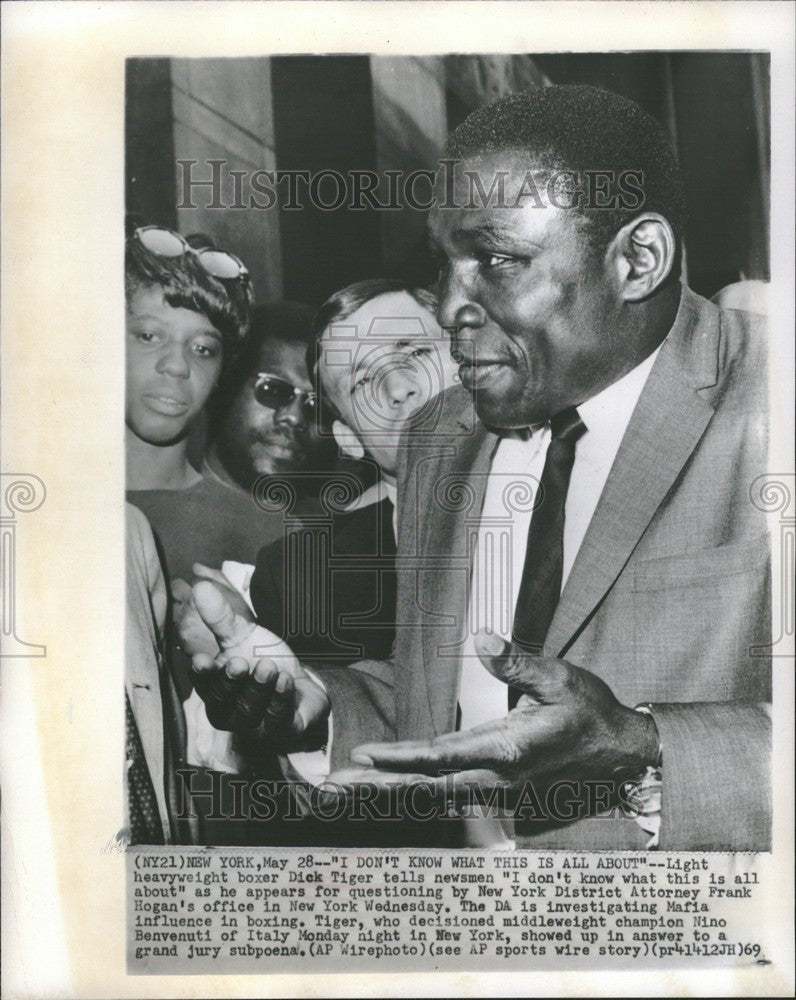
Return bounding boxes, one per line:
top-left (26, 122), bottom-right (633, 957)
top-left (125, 227), bottom-right (253, 365)
top-left (446, 84), bottom-right (686, 266)
top-left (307, 279), bottom-right (439, 419)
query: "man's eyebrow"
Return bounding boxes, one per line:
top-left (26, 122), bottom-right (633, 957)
top-left (349, 353), bottom-right (368, 380)
top-left (452, 221), bottom-right (542, 248)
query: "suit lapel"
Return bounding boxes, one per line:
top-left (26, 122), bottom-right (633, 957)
top-left (545, 290), bottom-right (719, 656)
top-left (422, 418), bottom-right (497, 735)
top-left (409, 290), bottom-right (721, 722)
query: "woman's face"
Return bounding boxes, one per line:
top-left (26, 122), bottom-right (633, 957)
top-left (126, 286), bottom-right (223, 446)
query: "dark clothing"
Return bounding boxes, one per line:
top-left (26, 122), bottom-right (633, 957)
top-left (250, 495), bottom-right (460, 848)
top-left (250, 497), bottom-right (397, 667)
top-left (249, 493), bottom-right (425, 848)
top-left (128, 475), bottom-right (285, 702)
top-left (127, 474), bottom-right (284, 585)
top-left (128, 476), bottom-right (287, 846)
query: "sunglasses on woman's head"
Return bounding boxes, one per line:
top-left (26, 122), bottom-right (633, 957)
top-left (134, 226), bottom-right (249, 285)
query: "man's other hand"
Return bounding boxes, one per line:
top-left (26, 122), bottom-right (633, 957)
top-left (328, 630), bottom-right (659, 811)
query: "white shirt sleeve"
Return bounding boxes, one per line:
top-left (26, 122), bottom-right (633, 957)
top-left (212, 562), bottom-right (332, 782)
top-left (281, 668), bottom-right (332, 785)
top-left (627, 705), bottom-right (661, 848)
top-left (183, 689), bottom-right (246, 773)
top-left (220, 560), bottom-right (256, 614)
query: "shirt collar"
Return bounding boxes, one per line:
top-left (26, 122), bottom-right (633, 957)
top-left (344, 478), bottom-right (396, 512)
top-left (497, 343), bottom-right (662, 451)
top-left (576, 343), bottom-right (663, 439)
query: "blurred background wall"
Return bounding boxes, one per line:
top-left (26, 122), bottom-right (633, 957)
top-left (126, 52), bottom-right (769, 306)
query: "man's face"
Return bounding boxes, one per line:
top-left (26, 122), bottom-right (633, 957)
top-left (126, 286), bottom-right (223, 445)
top-left (318, 291), bottom-right (460, 477)
top-left (216, 336), bottom-right (332, 484)
top-left (429, 151), bottom-right (624, 428)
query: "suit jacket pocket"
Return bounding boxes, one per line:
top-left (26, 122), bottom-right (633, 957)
top-left (632, 532), bottom-right (771, 702)
top-left (633, 531), bottom-right (770, 591)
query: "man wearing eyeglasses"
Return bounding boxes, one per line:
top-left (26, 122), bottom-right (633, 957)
top-left (202, 301), bottom-right (338, 504)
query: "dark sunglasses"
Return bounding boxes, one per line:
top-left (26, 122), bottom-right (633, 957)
top-left (254, 373), bottom-right (320, 421)
top-left (134, 226), bottom-right (249, 285)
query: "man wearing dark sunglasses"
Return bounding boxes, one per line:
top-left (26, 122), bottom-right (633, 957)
top-left (203, 301), bottom-right (338, 501)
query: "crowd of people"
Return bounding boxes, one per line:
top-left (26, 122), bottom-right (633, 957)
top-left (125, 84), bottom-right (771, 852)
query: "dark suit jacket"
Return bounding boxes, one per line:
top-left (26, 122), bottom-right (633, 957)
top-left (316, 288), bottom-right (772, 851)
top-left (250, 496), bottom-right (397, 666)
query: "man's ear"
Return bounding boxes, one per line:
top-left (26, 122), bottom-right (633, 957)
top-left (332, 419), bottom-right (365, 460)
top-left (609, 214), bottom-right (676, 302)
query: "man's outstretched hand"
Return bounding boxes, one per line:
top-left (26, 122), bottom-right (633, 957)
top-left (327, 631), bottom-right (659, 813)
top-left (188, 581), bottom-right (330, 753)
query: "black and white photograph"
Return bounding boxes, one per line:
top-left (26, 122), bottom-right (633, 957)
top-left (2, 2), bottom-right (794, 997)
top-left (124, 49), bottom-right (772, 850)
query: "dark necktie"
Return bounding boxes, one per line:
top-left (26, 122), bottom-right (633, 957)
top-left (125, 692), bottom-right (165, 844)
top-left (509, 408), bottom-right (587, 707)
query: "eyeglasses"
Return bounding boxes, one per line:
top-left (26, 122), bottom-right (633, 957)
top-left (254, 373), bottom-right (320, 420)
top-left (134, 226), bottom-right (249, 284)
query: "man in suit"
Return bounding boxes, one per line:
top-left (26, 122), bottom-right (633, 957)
top-left (187, 85), bottom-right (771, 851)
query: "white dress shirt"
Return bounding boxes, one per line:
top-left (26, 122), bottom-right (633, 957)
top-left (459, 346), bottom-right (662, 732)
top-left (456, 347), bottom-right (662, 846)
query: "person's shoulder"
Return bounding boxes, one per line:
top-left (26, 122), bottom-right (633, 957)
top-left (679, 287), bottom-right (767, 384)
top-left (125, 502), bottom-right (158, 563)
top-left (332, 495), bottom-right (395, 552)
top-left (714, 298), bottom-right (768, 389)
top-left (125, 502), bottom-right (165, 597)
top-left (190, 473), bottom-right (260, 514)
top-left (405, 383), bottom-right (478, 446)
top-left (679, 292), bottom-right (768, 436)
top-left (125, 501), bottom-right (150, 539)
top-left (188, 472), bottom-right (235, 499)
top-left (711, 279), bottom-right (768, 316)
top-left (718, 301), bottom-right (767, 348)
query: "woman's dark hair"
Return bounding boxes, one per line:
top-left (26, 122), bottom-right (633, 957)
top-left (125, 227), bottom-right (254, 365)
top-left (307, 279), bottom-right (439, 408)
